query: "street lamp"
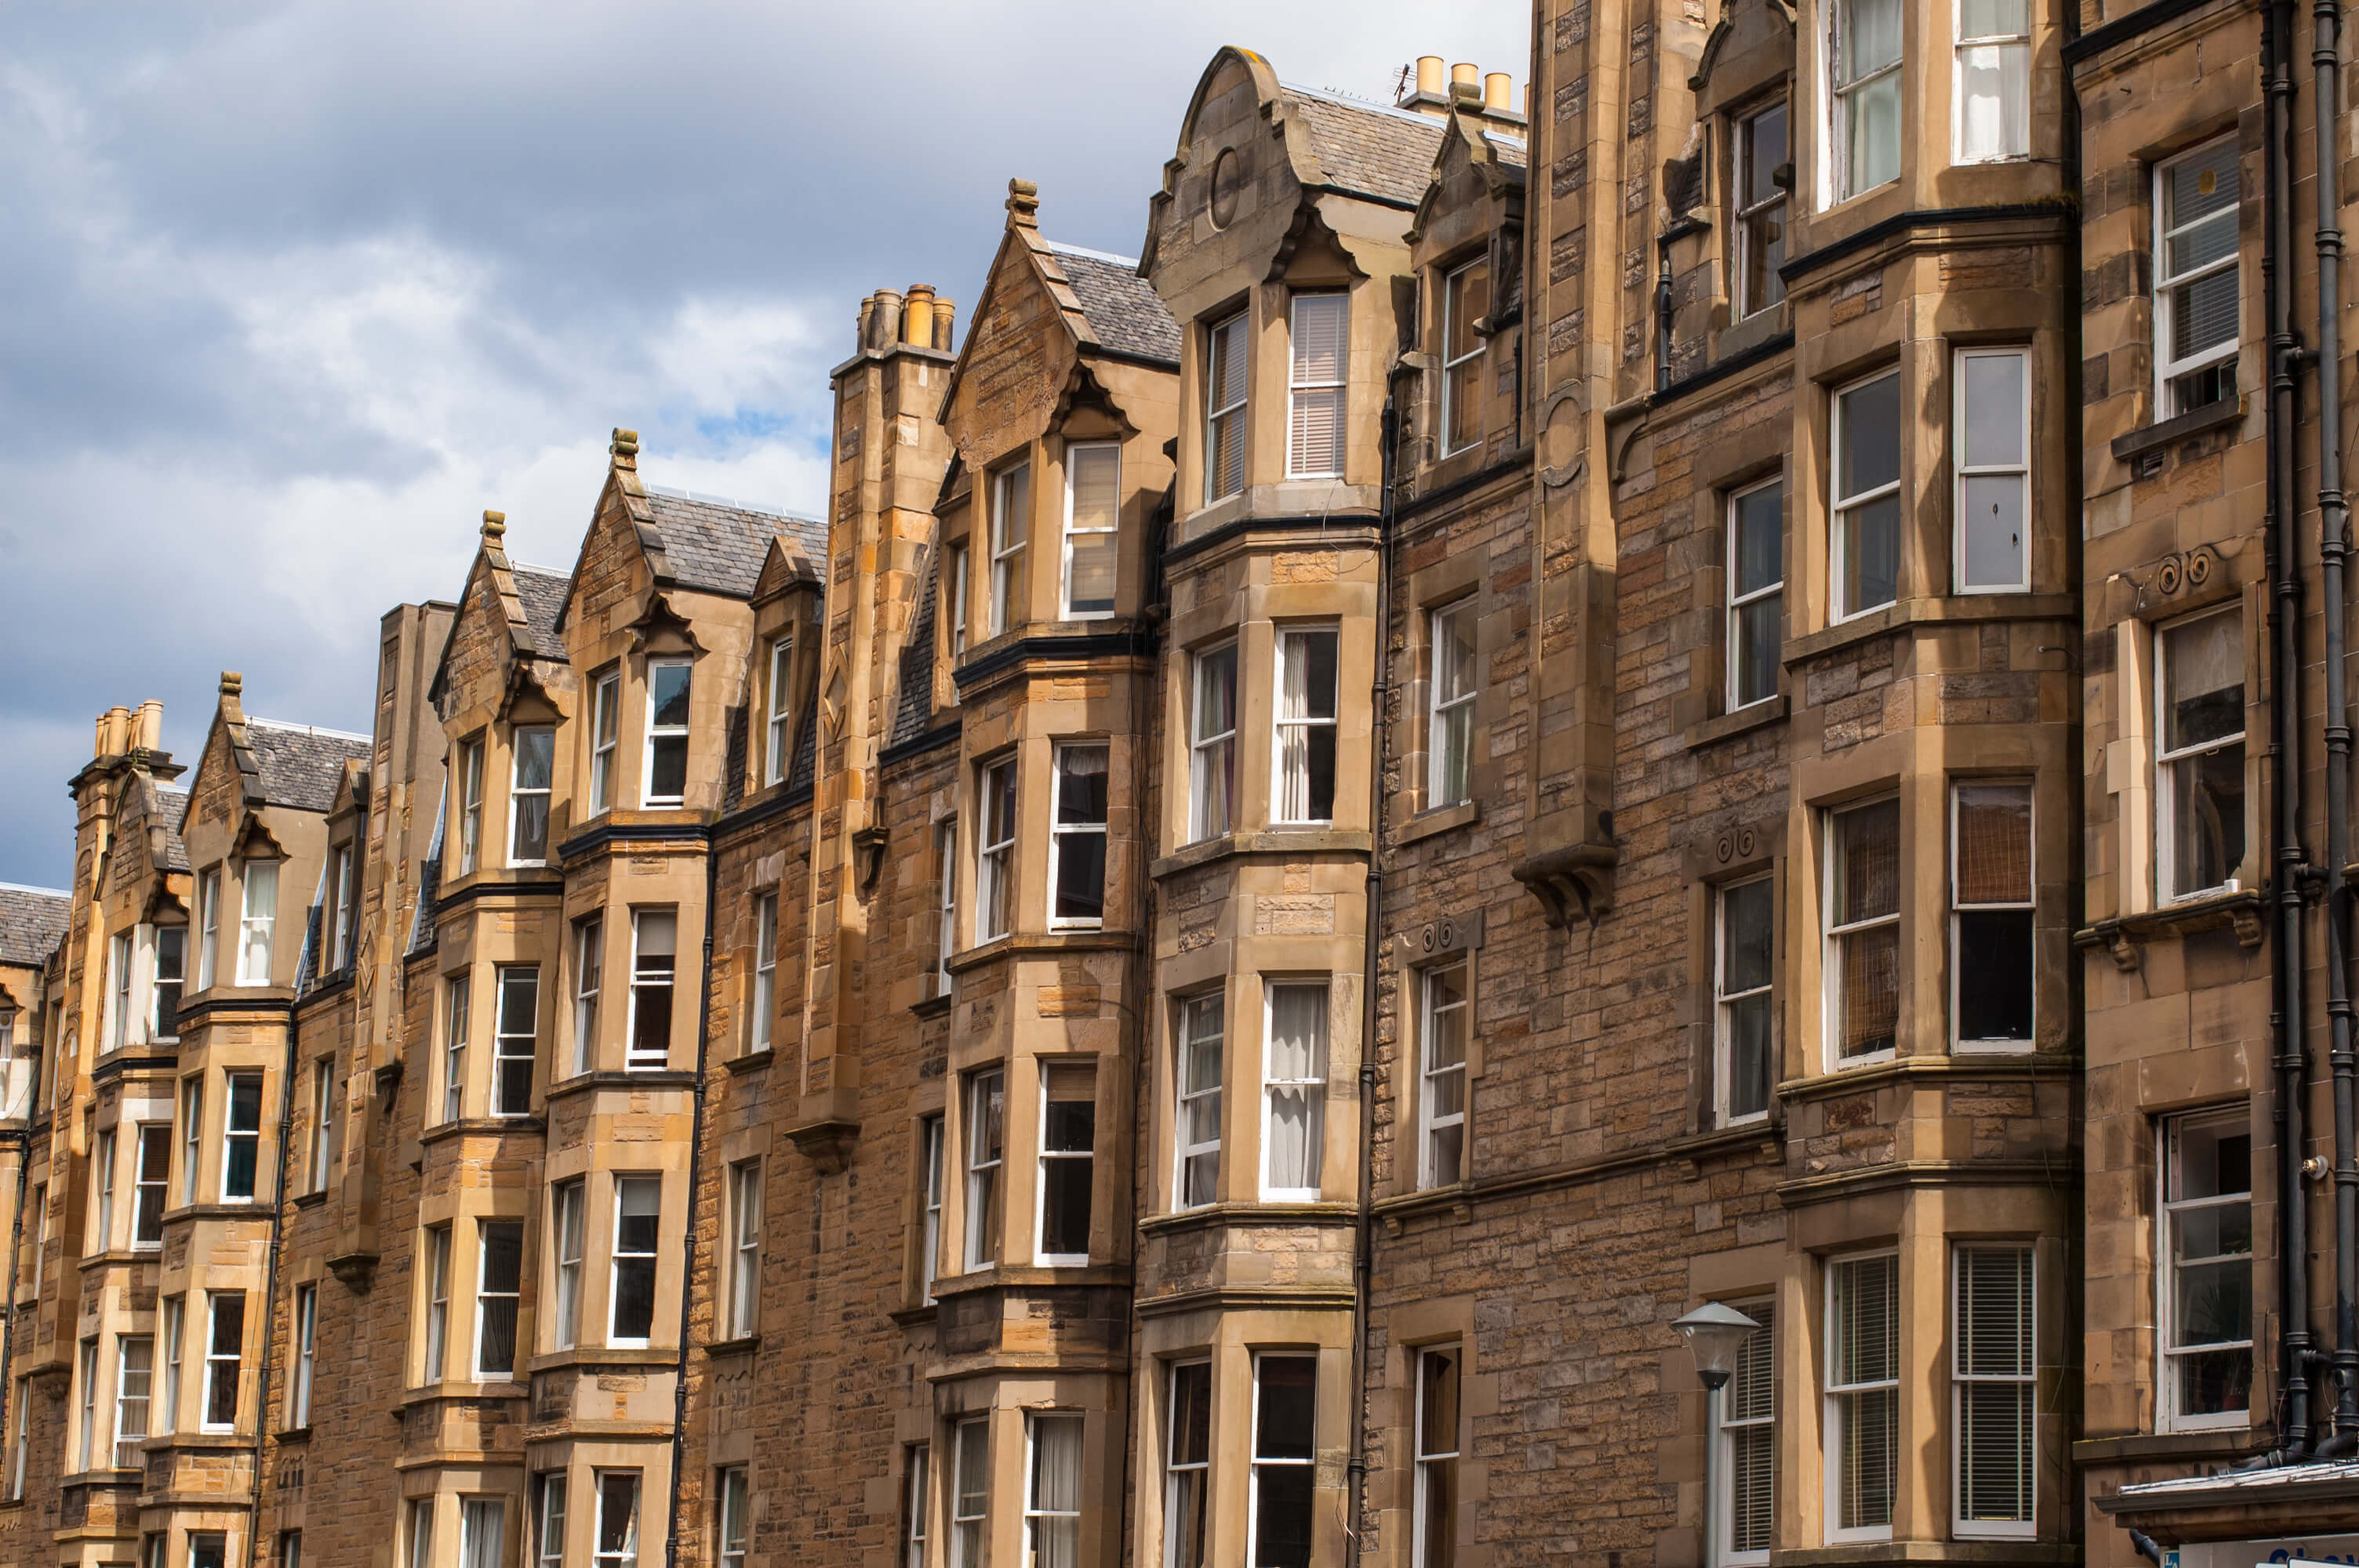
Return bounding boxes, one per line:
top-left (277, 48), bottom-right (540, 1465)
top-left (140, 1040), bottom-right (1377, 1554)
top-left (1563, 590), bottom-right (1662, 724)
top-left (1675, 1301), bottom-right (1764, 1568)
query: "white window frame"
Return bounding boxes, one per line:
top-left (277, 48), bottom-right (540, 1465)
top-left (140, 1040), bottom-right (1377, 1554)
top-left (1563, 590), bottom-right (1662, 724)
top-left (1205, 310), bottom-right (1249, 504)
top-left (1440, 260), bottom-right (1487, 457)
top-left (1175, 993), bottom-right (1224, 1210)
top-left (539, 1473), bottom-right (569, 1568)
top-left (990, 462), bottom-right (1029, 637)
top-left (1735, 101), bottom-right (1790, 318)
top-left (964, 1070), bottom-right (1005, 1272)
top-left (1412, 1344), bottom-right (1461, 1568)
top-left (153, 924), bottom-right (185, 1038)
top-left (1419, 960), bottom-right (1469, 1190)
top-left (627, 910), bottom-right (676, 1072)
top-left (1952, 1243), bottom-right (2036, 1537)
top-left (493, 965), bottom-right (538, 1116)
top-left (1824, 1251), bottom-right (1899, 1543)
top-left (1715, 877), bottom-right (1776, 1127)
top-left (1062, 442), bottom-right (1121, 619)
top-left (1427, 601), bottom-right (1478, 808)
top-left (474, 1219), bottom-right (523, 1381)
top-left (718, 1465), bottom-right (751, 1568)
top-left (2155, 136), bottom-right (2243, 415)
top-left (976, 758), bottom-right (1017, 944)
top-left (221, 1069), bottom-right (263, 1203)
top-left (2155, 605), bottom-right (2248, 902)
top-left (609, 1175), bottom-right (662, 1349)
top-left (904, 1443), bottom-right (932, 1568)
top-left (442, 972), bottom-right (472, 1123)
top-left (1718, 1300), bottom-right (1777, 1567)
top-left (1024, 1413), bottom-right (1085, 1563)
top-left (1725, 477), bottom-right (1784, 709)
top-left (2159, 1107), bottom-right (2255, 1432)
top-left (1248, 1353), bottom-right (1318, 1568)
top-left (133, 1123), bottom-right (169, 1247)
top-left (457, 736), bottom-right (485, 875)
top-left (423, 1224), bottom-right (453, 1382)
top-left (1272, 626), bottom-right (1340, 826)
top-left (592, 1470), bottom-right (641, 1568)
top-left (8, 1377), bottom-right (25, 1500)
top-left (111, 931), bottom-right (133, 1051)
top-left (729, 1160), bottom-right (761, 1339)
top-left (921, 1115), bottom-right (946, 1303)
top-left (1260, 981), bottom-right (1328, 1202)
top-left (572, 918), bottom-right (602, 1076)
top-left (113, 1334), bottom-right (148, 1469)
top-left (289, 1283), bottom-right (317, 1428)
top-left (508, 724), bottom-right (554, 866)
top-left (1287, 292), bottom-right (1348, 479)
top-left (1034, 1074), bottom-right (1095, 1267)
top-left (460, 1497), bottom-right (507, 1568)
top-left (948, 543), bottom-right (971, 658)
top-left (1829, 0), bottom-right (1903, 204)
top-left (329, 844), bottom-right (355, 971)
top-left (1953, 347), bottom-right (2031, 593)
top-left (589, 670), bottom-right (620, 814)
top-left (1831, 369), bottom-right (1904, 622)
top-left (935, 820), bottom-right (958, 993)
top-left (764, 636), bottom-right (794, 786)
top-left (159, 1298), bottom-right (184, 1436)
top-left (1165, 1359), bottom-right (1212, 1568)
top-left (1823, 797), bottom-right (1903, 1070)
top-left (408, 1501), bottom-right (435, 1568)
top-left (951, 1417), bottom-right (988, 1568)
top-left (1954, 0), bottom-right (2030, 162)
top-left (77, 1336), bottom-right (97, 1472)
top-left (92, 1126), bottom-right (115, 1253)
top-left (198, 867), bottom-right (221, 991)
top-left (642, 657), bottom-right (692, 808)
top-left (1951, 782), bottom-right (2036, 1051)
top-left (553, 1178), bottom-right (586, 1351)
top-left (1048, 742), bottom-right (1109, 931)
top-left (750, 894), bottom-right (777, 1055)
top-left (1189, 643), bottom-right (1239, 843)
top-left (180, 1076), bottom-right (203, 1204)
top-left (201, 1291), bottom-right (243, 1435)
top-left (237, 859), bottom-right (278, 985)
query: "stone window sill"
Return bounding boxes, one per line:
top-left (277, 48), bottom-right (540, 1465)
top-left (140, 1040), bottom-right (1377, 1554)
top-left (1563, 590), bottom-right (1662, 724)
top-left (703, 1334), bottom-right (761, 1359)
top-left (722, 1048), bottom-right (774, 1077)
top-left (1398, 800), bottom-right (1480, 846)
top-left (2110, 394), bottom-right (2245, 463)
top-left (1685, 694), bottom-right (1787, 750)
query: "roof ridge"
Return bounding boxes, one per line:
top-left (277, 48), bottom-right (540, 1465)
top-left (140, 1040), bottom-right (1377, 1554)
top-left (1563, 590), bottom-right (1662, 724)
top-left (0, 881), bottom-right (71, 898)
top-left (644, 482), bottom-right (820, 524)
top-left (246, 717), bottom-right (373, 744)
top-left (1279, 78), bottom-right (1449, 130)
top-left (511, 561), bottom-right (572, 580)
top-left (1045, 238), bottom-right (1143, 268)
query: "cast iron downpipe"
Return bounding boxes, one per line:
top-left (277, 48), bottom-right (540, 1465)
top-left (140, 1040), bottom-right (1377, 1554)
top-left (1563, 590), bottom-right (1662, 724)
top-left (246, 895), bottom-right (315, 1568)
top-left (1346, 394), bottom-right (1401, 1565)
top-left (664, 833), bottom-right (722, 1568)
top-left (2314, 0), bottom-right (2359, 1437)
top-left (2264, 0), bottom-right (2317, 1454)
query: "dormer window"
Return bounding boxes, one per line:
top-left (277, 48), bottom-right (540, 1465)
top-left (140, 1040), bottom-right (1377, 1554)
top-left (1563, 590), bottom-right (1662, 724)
top-left (1441, 261), bottom-right (1490, 456)
top-left (1287, 295), bottom-right (1348, 479)
top-left (990, 463), bottom-right (1030, 637)
top-left (197, 867), bottom-right (221, 991)
top-left (642, 659), bottom-right (692, 808)
top-left (1062, 446), bottom-right (1121, 619)
top-left (947, 545), bottom-right (971, 657)
top-left (764, 637), bottom-right (794, 786)
top-left (329, 844), bottom-right (357, 971)
top-left (237, 862), bottom-right (277, 986)
top-left (510, 728), bottom-right (554, 865)
top-left (456, 737), bottom-right (485, 874)
top-left (1735, 103), bottom-right (1788, 318)
top-left (1205, 311), bottom-right (1249, 503)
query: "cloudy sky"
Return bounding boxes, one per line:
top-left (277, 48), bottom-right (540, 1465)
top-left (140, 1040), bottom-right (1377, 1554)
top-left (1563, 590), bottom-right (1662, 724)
top-left (0, 1), bottom-right (1528, 887)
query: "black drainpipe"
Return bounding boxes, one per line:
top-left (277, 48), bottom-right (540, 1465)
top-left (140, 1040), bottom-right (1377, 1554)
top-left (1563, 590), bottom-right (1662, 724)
top-left (664, 831), bottom-right (723, 1568)
top-left (1346, 393), bottom-right (1401, 1565)
top-left (0, 1125), bottom-right (27, 1478)
top-left (2314, 0), bottom-right (2359, 1439)
top-left (2264, 0), bottom-right (2317, 1455)
top-left (247, 902), bottom-right (316, 1568)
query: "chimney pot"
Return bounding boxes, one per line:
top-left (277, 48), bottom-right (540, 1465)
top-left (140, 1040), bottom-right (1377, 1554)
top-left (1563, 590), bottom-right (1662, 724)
top-left (1451, 61), bottom-right (1479, 89)
top-left (868, 289), bottom-right (903, 352)
top-left (1485, 71), bottom-right (1514, 111)
top-left (1416, 56), bottom-right (1445, 98)
top-left (932, 297), bottom-right (957, 352)
top-left (136, 699), bottom-right (164, 753)
top-left (101, 706), bottom-right (130, 757)
top-left (904, 285), bottom-right (937, 348)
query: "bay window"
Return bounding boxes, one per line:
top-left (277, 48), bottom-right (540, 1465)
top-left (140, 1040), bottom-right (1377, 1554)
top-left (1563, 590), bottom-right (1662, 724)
top-left (1063, 444), bottom-right (1120, 617)
top-left (1049, 744), bottom-right (1108, 928)
top-left (1263, 982), bottom-right (1328, 1200)
top-left (423, 1225), bottom-right (452, 1381)
top-left (457, 736), bottom-right (485, 874)
top-left (1274, 628), bottom-right (1339, 824)
top-left (1956, 0), bottom-right (2029, 161)
top-left (951, 1417), bottom-right (988, 1568)
top-left (628, 912), bottom-right (676, 1070)
top-left (1176, 993), bottom-right (1224, 1208)
top-left (1826, 1253), bottom-right (1899, 1539)
top-left (237, 860), bottom-right (278, 985)
top-left (765, 636), bottom-right (794, 786)
top-left (643, 659), bottom-right (692, 807)
top-left (1287, 293), bottom-right (1347, 477)
top-left (965, 1070), bottom-right (1005, 1271)
top-left (114, 1334), bottom-right (151, 1470)
top-left (222, 1070), bottom-right (263, 1202)
top-left (1952, 782), bottom-right (2034, 1047)
top-left (510, 725), bottom-right (554, 864)
top-left (610, 1176), bottom-right (661, 1346)
top-left (1954, 347), bottom-right (2030, 593)
top-left (475, 1221), bottom-right (523, 1380)
top-left (1190, 643), bottom-right (1238, 841)
top-left (594, 1472), bottom-right (641, 1568)
top-left (590, 670), bottom-right (620, 813)
top-left (1250, 1355), bottom-right (1317, 1568)
top-left (572, 917), bottom-right (602, 1074)
top-left (553, 1178), bottom-right (586, 1349)
top-left (1826, 798), bottom-right (1901, 1065)
top-left (1954, 1245), bottom-right (2034, 1534)
top-left (1830, 0), bottom-right (1903, 201)
top-left (1025, 1414), bottom-right (1084, 1564)
top-left (1166, 1360), bottom-right (1212, 1568)
top-left (1205, 310), bottom-right (1249, 503)
top-left (990, 463), bottom-right (1030, 637)
top-left (1833, 370), bottom-right (1903, 619)
top-left (494, 967), bottom-right (537, 1116)
top-left (921, 1116), bottom-right (945, 1302)
top-left (203, 1291), bottom-right (244, 1432)
top-left (198, 866), bottom-right (221, 990)
top-left (1036, 1071), bottom-right (1095, 1265)
top-left (976, 760), bottom-right (1017, 943)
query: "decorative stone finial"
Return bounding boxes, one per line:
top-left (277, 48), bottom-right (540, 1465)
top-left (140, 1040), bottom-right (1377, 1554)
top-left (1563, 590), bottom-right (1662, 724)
top-left (482, 510), bottom-right (507, 544)
top-left (611, 428), bottom-right (640, 468)
top-left (220, 671), bottom-right (244, 698)
top-left (1006, 178), bottom-right (1040, 228)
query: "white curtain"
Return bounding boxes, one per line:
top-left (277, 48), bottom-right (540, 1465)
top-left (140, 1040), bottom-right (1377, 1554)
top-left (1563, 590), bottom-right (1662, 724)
top-left (1266, 987), bottom-right (1327, 1192)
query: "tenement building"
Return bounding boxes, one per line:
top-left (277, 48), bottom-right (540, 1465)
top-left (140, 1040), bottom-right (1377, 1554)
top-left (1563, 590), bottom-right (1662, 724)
top-left (5, 2), bottom-right (2359, 1564)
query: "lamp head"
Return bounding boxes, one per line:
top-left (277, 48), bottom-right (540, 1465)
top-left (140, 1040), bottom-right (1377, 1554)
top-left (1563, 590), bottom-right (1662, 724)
top-left (1674, 1301), bottom-right (1763, 1392)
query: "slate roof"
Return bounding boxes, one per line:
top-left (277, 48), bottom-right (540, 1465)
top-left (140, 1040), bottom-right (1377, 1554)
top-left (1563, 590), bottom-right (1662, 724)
top-left (0, 884), bottom-right (71, 970)
top-left (155, 785), bottom-right (191, 873)
top-left (642, 491), bottom-right (827, 600)
top-left (890, 551), bottom-right (941, 750)
top-left (1047, 244), bottom-right (1182, 365)
top-left (1280, 83), bottom-right (1448, 207)
top-left (1486, 131), bottom-right (1529, 172)
top-left (245, 720), bottom-right (373, 815)
top-left (513, 566), bottom-right (571, 660)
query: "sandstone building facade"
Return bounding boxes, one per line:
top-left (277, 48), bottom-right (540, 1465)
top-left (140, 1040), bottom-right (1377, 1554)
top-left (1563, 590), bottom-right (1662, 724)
top-left (4, 4), bottom-right (2357, 1566)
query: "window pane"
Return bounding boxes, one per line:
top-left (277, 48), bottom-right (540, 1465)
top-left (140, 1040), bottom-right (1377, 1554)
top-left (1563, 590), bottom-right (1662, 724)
top-left (2163, 614), bottom-right (2244, 751)
top-left (1041, 1101), bottom-right (1094, 1258)
top-left (1845, 0), bottom-right (1903, 74)
top-left (1055, 748), bottom-right (1107, 825)
top-left (2166, 141), bottom-right (2241, 236)
top-left (1835, 800), bottom-right (1901, 924)
top-left (650, 664), bottom-right (692, 730)
top-left (1848, 74), bottom-right (1902, 191)
top-left (1961, 356), bottom-right (2025, 469)
top-left (1840, 375), bottom-right (1902, 501)
top-left (1256, 1357), bottom-right (1317, 1460)
top-left (1068, 532), bottom-right (1118, 615)
top-left (1732, 485), bottom-right (1783, 597)
top-left (1959, 45), bottom-right (2028, 160)
top-left (1961, 474), bottom-right (2026, 588)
